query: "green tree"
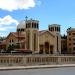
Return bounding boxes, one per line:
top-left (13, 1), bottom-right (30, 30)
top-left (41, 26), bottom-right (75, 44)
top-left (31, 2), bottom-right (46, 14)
top-left (7, 44), bottom-right (15, 52)
top-left (0, 36), bottom-right (6, 41)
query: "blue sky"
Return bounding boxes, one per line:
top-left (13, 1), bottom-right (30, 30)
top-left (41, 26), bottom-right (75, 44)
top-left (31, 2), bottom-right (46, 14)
top-left (0, 0), bottom-right (75, 36)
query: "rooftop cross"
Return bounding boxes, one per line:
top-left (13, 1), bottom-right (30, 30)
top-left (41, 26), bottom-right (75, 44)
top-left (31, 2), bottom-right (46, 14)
top-left (25, 16), bottom-right (28, 21)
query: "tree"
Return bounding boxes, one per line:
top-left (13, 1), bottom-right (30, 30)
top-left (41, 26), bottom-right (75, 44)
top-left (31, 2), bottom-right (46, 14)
top-left (0, 36), bottom-right (5, 41)
top-left (7, 44), bottom-right (15, 52)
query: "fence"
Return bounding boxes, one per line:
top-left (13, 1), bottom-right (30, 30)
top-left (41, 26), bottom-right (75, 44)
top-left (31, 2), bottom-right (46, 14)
top-left (0, 54), bottom-right (75, 66)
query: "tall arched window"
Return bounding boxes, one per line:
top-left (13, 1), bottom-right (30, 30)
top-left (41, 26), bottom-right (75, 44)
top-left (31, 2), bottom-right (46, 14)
top-left (37, 23), bottom-right (38, 29)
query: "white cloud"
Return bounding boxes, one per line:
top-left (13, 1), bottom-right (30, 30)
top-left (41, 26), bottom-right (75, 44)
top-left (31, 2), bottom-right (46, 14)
top-left (0, 0), bottom-right (36, 11)
top-left (0, 15), bottom-right (18, 26)
top-left (0, 15), bottom-right (19, 31)
top-left (0, 28), bottom-right (6, 31)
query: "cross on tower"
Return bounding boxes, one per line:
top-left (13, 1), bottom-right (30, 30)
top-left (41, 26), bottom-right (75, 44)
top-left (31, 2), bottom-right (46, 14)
top-left (25, 16), bottom-right (28, 21)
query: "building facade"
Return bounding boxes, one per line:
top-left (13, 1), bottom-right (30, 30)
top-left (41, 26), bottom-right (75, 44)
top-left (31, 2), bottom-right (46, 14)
top-left (1, 19), bottom-right (61, 54)
top-left (67, 28), bottom-right (75, 54)
top-left (61, 35), bottom-right (67, 54)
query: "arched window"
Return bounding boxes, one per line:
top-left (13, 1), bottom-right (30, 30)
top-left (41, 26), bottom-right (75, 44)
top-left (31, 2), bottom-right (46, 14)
top-left (12, 39), bottom-right (13, 42)
top-left (57, 27), bottom-right (59, 31)
top-left (34, 23), bottom-right (36, 28)
top-left (37, 23), bottom-right (38, 29)
top-left (58, 27), bottom-right (60, 32)
top-left (17, 29), bottom-right (20, 32)
top-left (21, 29), bottom-right (24, 31)
top-left (32, 23), bottom-right (34, 28)
top-left (26, 23), bottom-right (31, 28)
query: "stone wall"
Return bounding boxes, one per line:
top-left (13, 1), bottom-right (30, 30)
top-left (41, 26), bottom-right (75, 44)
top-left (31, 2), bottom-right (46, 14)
top-left (0, 54), bottom-right (75, 66)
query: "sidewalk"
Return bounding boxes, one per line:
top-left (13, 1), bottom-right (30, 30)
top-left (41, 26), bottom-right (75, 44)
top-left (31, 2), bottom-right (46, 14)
top-left (0, 64), bottom-right (75, 70)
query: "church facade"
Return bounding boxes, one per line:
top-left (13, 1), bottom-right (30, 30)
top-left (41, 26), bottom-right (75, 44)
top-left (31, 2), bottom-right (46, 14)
top-left (1, 18), bottom-right (61, 54)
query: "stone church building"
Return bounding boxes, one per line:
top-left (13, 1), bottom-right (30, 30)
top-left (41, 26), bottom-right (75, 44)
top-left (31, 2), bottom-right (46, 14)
top-left (1, 18), bottom-right (61, 54)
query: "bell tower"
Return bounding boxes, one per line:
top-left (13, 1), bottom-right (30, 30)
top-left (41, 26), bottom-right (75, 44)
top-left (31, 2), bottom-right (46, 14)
top-left (25, 18), bottom-right (39, 54)
top-left (48, 24), bottom-right (61, 54)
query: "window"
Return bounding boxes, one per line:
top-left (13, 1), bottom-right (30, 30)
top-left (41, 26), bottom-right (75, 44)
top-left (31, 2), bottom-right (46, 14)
top-left (49, 27), bottom-right (51, 31)
top-left (73, 38), bottom-right (75, 41)
top-left (12, 39), bottom-right (13, 42)
top-left (58, 27), bottom-right (60, 32)
top-left (32, 23), bottom-right (38, 28)
top-left (51, 27), bottom-right (54, 31)
top-left (21, 29), bottom-right (24, 31)
top-left (37, 23), bottom-right (38, 29)
top-left (34, 23), bottom-right (36, 28)
top-left (69, 43), bottom-right (71, 46)
top-left (69, 38), bottom-right (71, 40)
top-left (69, 33), bottom-right (71, 35)
top-left (26, 23), bottom-right (31, 28)
top-left (72, 33), bottom-right (75, 35)
top-left (57, 27), bottom-right (59, 31)
top-left (17, 29), bottom-right (20, 32)
top-left (32, 23), bottom-right (34, 28)
top-left (73, 43), bottom-right (75, 45)
top-left (73, 47), bottom-right (75, 50)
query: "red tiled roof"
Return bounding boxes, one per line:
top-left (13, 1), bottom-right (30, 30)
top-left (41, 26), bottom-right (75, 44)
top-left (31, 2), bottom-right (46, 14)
top-left (1, 40), bottom-right (7, 44)
top-left (11, 32), bottom-right (25, 38)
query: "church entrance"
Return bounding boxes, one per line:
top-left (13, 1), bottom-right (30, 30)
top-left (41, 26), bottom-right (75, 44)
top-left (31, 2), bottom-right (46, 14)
top-left (50, 45), bottom-right (53, 54)
top-left (45, 42), bottom-right (49, 54)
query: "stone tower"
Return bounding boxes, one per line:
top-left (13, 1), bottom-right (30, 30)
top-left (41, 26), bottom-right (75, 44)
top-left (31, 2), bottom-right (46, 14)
top-left (48, 24), bottom-right (61, 54)
top-left (25, 19), bottom-right (39, 54)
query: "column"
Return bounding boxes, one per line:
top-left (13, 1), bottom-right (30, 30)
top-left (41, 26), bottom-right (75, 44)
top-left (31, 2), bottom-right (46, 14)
top-left (43, 45), bottom-right (45, 54)
top-left (38, 32), bottom-right (39, 53)
top-left (9, 57), bottom-right (10, 65)
top-left (49, 44), bottom-right (50, 54)
top-left (58, 57), bottom-right (61, 64)
top-left (23, 57), bottom-right (26, 65)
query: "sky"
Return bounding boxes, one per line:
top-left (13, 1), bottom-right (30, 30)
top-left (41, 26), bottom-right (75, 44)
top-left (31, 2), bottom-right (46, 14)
top-left (0, 0), bottom-right (75, 36)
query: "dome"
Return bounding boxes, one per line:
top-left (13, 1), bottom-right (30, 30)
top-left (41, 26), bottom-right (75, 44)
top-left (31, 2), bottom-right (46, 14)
top-left (17, 20), bottom-right (26, 29)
